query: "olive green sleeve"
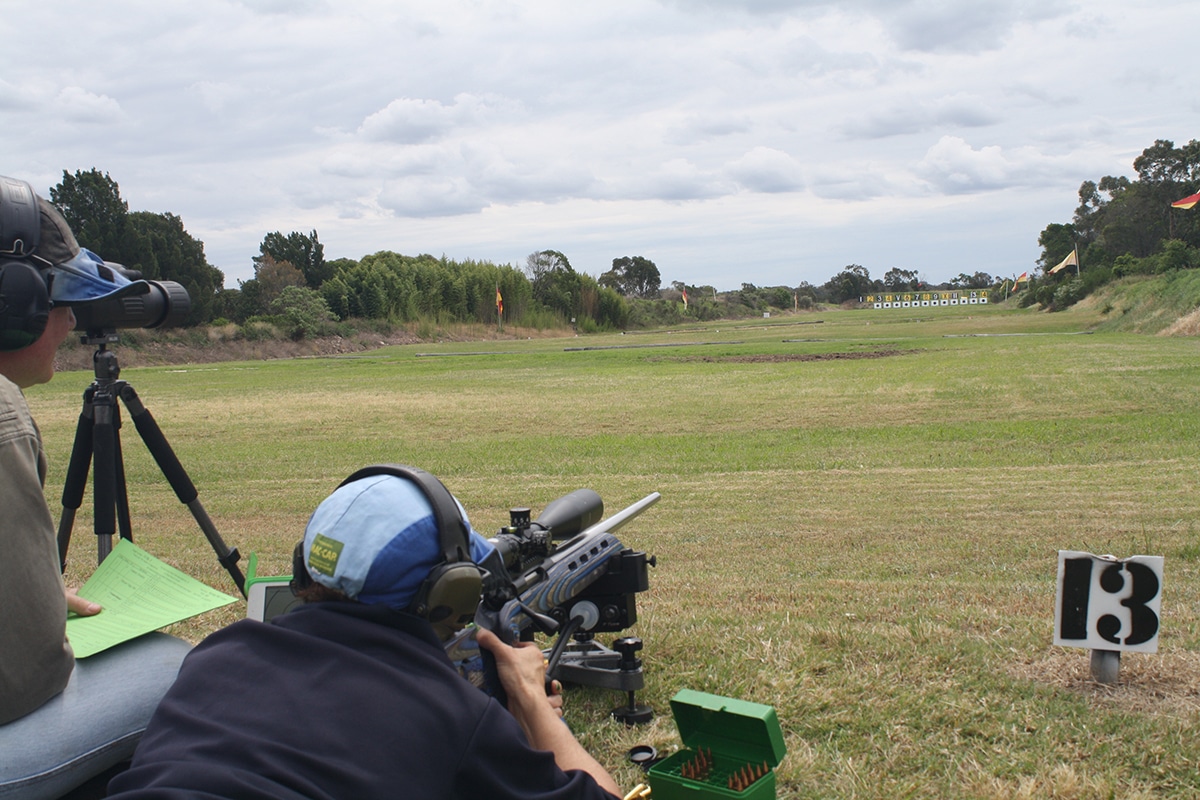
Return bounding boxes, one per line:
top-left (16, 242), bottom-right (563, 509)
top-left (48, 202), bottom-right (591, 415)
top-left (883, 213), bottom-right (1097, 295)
top-left (0, 378), bottom-right (74, 725)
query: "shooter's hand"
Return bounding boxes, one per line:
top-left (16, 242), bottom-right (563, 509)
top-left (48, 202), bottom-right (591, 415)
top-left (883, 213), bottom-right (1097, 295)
top-left (475, 627), bottom-right (554, 713)
top-left (475, 628), bottom-right (621, 796)
top-left (66, 587), bottom-right (101, 617)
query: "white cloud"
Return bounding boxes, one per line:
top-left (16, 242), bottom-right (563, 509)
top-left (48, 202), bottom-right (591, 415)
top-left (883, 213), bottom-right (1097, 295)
top-left (726, 148), bottom-right (805, 193)
top-left (914, 135), bottom-right (1082, 194)
top-left (665, 112), bottom-right (753, 145)
top-left (841, 93), bottom-right (1001, 140)
top-left (917, 137), bottom-right (1006, 192)
top-left (359, 98), bottom-right (462, 144)
top-left (54, 87), bottom-right (125, 124)
top-left (190, 81), bottom-right (249, 114)
top-left (637, 158), bottom-right (729, 201)
top-left (0, 79), bottom-right (37, 112)
top-left (377, 176), bottom-right (487, 218)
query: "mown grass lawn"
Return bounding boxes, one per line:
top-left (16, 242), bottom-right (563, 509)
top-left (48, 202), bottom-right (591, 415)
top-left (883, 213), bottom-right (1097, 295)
top-left (30, 302), bottom-right (1200, 798)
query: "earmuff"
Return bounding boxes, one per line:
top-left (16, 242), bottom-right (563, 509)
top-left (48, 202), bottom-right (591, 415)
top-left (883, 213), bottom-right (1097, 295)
top-left (0, 260), bottom-right (51, 351)
top-left (0, 176), bottom-right (50, 352)
top-left (292, 465), bottom-right (483, 637)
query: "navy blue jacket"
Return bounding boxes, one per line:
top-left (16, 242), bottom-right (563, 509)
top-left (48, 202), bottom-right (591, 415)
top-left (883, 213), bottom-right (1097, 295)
top-left (107, 603), bottom-right (618, 800)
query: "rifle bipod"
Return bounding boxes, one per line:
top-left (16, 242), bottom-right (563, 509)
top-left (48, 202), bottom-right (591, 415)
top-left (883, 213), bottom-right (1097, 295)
top-left (550, 635), bottom-right (653, 725)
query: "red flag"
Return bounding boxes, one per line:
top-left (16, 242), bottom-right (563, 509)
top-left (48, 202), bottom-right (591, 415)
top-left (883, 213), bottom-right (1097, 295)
top-left (1014, 271), bottom-right (1028, 285)
top-left (681, 288), bottom-right (688, 308)
top-left (1172, 192), bottom-right (1200, 210)
top-left (496, 288), bottom-right (503, 316)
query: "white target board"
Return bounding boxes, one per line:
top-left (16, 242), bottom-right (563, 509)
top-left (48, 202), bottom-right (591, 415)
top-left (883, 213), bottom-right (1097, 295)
top-left (1054, 551), bottom-right (1163, 653)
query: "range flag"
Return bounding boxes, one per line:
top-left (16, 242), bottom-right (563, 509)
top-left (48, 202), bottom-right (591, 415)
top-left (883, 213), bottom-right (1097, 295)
top-left (1014, 271), bottom-right (1028, 285)
top-left (682, 288), bottom-right (688, 309)
top-left (1049, 249), bottom-right (1077, 274)
top-left (496, 288), bottom-right (503, 316)
top-left (1172, 192), bottom-right (1200, 210)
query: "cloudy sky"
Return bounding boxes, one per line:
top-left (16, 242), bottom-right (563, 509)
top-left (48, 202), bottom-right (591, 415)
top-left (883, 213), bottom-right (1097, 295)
top-left (5, 1), bottom-right (1197, 290)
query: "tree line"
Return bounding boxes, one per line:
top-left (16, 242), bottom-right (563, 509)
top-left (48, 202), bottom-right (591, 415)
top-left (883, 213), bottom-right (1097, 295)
top-left (44, 169), bottom-right (996, 338)
top-left (1028, 138), bottom-right (1200, 311)
top-left (49, 144), bottom-right (1198, 338)
top-left (47, 170), bottom-right (665, 336)
top-left (44, 169), bottom-right (834, 335)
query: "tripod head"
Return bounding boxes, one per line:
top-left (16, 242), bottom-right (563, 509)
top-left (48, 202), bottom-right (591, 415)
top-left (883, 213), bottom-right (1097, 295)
top-left (81, 329), bottom-right (123, 385)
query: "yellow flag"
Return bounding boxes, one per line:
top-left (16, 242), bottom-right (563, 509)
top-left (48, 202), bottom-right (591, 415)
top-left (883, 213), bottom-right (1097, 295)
top-left (1049, 249), bottom-right (1077, 274)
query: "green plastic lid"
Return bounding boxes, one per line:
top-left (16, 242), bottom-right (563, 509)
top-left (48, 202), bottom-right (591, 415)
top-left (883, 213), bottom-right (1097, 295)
top-left (668, 689), bottom-right (787, 767)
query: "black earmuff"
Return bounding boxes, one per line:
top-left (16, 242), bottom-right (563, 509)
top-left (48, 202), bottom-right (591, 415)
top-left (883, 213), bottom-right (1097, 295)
top-left (0, 260), bottom-right (51, 351)
top-left (292, 465), bottom-right (483, 636)
top-left (0, 176), bottom-right (50, 352)
top-left (290, 539), bottom-right (311, 594)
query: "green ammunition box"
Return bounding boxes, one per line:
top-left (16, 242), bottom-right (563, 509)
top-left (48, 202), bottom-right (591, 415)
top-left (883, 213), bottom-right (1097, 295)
top-left (648, 689), bottom-right (786, 800)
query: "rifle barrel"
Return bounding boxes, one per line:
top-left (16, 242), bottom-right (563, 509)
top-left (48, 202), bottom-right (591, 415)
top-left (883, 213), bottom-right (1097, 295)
top-left (577, 492), bottom-right (660, 538)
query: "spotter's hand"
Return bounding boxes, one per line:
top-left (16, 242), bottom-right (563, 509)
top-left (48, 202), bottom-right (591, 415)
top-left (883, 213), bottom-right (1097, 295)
top-left (66, 587), bottom-right (101, 617)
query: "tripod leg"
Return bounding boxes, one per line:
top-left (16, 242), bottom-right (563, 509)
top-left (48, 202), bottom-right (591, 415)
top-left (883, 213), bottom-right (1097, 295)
top-left (91, 401), bottom-right (120, 562)
top-left (119, 385), bottom-right (245, 595)
top-left (57, 389), bottom-right (97, 571)
top-left (111, 408), bottom-right (135, 543)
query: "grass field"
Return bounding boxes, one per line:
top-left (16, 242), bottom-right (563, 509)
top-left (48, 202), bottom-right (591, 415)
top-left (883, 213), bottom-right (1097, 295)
top-left (29, 301), bottom-right (1200, 798)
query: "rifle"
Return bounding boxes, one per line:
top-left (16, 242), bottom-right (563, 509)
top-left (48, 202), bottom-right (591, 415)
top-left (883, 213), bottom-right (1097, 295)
top-left (445, 489), bottom-right (659, 721)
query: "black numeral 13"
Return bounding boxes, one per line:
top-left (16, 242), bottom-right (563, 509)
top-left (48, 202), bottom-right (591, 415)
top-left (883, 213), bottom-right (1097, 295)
top-left (1059, 558), bottom-right (1159, 646)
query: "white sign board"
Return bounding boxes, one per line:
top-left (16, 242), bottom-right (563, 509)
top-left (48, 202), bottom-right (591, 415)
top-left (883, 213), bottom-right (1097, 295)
top-left (1054, 551), bottom-right (1163, 653)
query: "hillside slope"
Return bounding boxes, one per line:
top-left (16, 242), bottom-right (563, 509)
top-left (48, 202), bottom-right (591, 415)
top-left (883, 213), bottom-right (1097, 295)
top-left (1071, 270), bottom-right (1200, 335)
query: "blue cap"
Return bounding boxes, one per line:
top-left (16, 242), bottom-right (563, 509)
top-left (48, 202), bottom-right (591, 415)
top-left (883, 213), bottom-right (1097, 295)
top-left (9, 191), bottom-right (152, 305)
top-left (300, 473), bottom-right (493, 610)
top-left (45, 248), bottom-right (148, 305)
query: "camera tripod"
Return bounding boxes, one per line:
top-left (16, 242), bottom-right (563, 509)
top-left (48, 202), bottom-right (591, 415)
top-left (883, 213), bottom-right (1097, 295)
top-left (55, 332), bottom-right (245, 595)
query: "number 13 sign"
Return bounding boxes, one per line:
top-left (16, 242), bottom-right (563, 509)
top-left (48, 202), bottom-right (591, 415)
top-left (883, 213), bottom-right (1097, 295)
top-left (1054, 551), bottom-right (1163, 653)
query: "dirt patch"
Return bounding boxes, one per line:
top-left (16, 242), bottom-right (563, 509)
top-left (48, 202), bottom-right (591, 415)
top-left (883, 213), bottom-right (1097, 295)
top-left (52, 325), bottom-right (571, 372)
top-left (667, 349), bottom-right (916, 363)
top-left (1158, 306), bottom-right (1200, 337)
top-left (52, 332), bottom-right (415, 372)
top-left (1008, 649), bottom-right (1200, 718)
top-left (52, 332), bottom-right (916, 372)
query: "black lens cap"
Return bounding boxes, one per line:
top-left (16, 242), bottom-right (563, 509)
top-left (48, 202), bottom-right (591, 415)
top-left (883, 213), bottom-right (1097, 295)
top-left (627, 745), bottom-right (659, 772)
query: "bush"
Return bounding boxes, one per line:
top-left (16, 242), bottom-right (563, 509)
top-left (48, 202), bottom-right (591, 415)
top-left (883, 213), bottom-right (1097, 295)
top-left (625, 298), bottom-right (687, 329)
top-left (1112, 254), bottom-right (1142, 278)
top-left (271, 286), bottom-right (335, 340)
top-left (1035, 284), bottom-right (1056, 308)
top-left (1156, 239), bottom-right (1200, 273)
top-left (239, 320), bottom-right (279, 341)
top-left (1052, 279), bottom-right (1086, 309)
